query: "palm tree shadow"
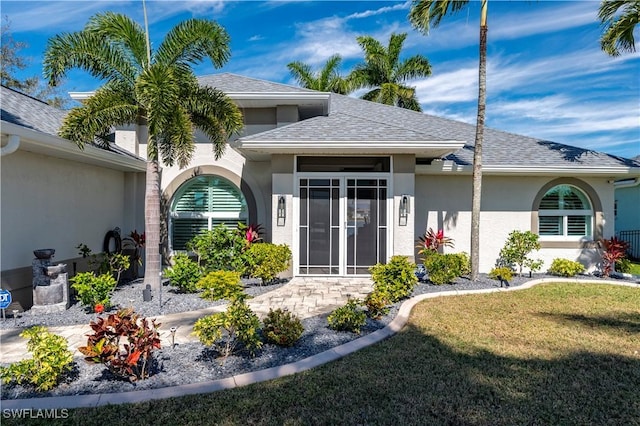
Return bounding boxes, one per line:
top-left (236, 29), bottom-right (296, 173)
top-left (536, 311), bottom-right (640, 334)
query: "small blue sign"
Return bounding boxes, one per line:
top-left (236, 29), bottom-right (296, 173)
top-left (0, 289), bottom-right (12, 309)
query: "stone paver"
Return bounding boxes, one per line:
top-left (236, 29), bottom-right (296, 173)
top-left (0, 277), bottom-right (373, 364)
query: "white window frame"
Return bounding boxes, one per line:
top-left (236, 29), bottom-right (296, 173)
top-left (537, 185), bottom-right (593, 241)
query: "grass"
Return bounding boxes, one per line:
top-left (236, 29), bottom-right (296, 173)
top-left (627, 260), bottom-right (640, 275)
top-left (6, 283), bottom-right (640, 425)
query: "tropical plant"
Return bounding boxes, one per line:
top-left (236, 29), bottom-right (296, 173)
top-left (78, 308), bottom-right (161, 382)
top-left (287, 54), bottom-right (353, 94)
top-left (70, 271), bottom-right (117, 311)
top-left (262, 308), bottom-right (304, 347)
top-left (193, 298), bottom-right (263, 361)
top-left (489, 266), bottom-right (514, 283)
top-left (327, 297), bottom-right (367, 334)
top-left (498, 230), bottom-right (542, 277)
top-left (599, 236), bottom-right (630, 276)
top-left (43, 12), bottom-right (243, 292)
top-left (363, 291), bottom-right (390, 319)
top-left (244, 243), bottom-right (292, 285)
top-left (416, 227), bottom-right (454, 257)
top-left (165, 253), bottom-right (202, 293)
top-left (424, 252), bottom-right (468, 285)
top-left (599, 0), bottom-right (640, 56)
top-left (369, 255), bottom-right (418, 302)
top-left (410, 0), bottom-right (488, 280)
top-left (548, 258), bottom-right (585, 277)
top-left (197, 270), bottom-right (245, 302)
top-left (188, 225), bottom-right (248, 272)
top-left (0, 326), bottom-right (74, 392)
top-left (349, 32), bottom-right (431, 111)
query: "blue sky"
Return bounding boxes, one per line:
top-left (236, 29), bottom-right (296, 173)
top-left (3, 0), bottom-right (639, 159)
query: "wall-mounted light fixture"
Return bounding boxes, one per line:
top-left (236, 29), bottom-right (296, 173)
top-left (399, 194), bottom-right (410, 226)
top-left (277, 195), bottom-right (286, 226)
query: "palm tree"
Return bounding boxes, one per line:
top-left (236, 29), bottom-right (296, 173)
top-left (599, 0), bottom-right (639, 56)
top-left (350, 32), bottom-right (431, 111)
top-left (287, 54), bottom-right (352, 94)
top-left (410, 0), bottom-right (488, 280)
top-left (43, 12), bottom-right (243, 292)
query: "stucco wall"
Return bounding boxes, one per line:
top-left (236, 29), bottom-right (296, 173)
top-left (1, 149), bottom-right (143, 306)
top-left (615, 184), bottom-right (640, 232)
top-left (415, 174), bottom-right (614, 273)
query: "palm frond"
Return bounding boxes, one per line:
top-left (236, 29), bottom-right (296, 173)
top-left (396, 56), bottom-right (432, 81)
top-left (157, 106), bottom-right (195, 168)
top-left (43, 31), bottom-right (138, 86)
top-left (409, 0), bottom-right (470, 32)
top-left (155, 19), bottom-right (231, 68)
top-left (599, 0), bottom-right (639, 56)
top-left (59, 85), bottom-right (138, 148)
top-left (85, 12), bottom-right (148, 70)
top-left (287, 61), bottom-right (316, 89)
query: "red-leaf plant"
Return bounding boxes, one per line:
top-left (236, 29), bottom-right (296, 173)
top-left (416, 228), bottom-right (455, 257)
top-left (599, 236), bottom-right (630, 277)
top-left (78, 308), bottom-right (161, 382)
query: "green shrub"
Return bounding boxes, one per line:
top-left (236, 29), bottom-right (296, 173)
top-left (188, 224), bottom-right (247, 272)
top-left (498, 230), bottom-right (542, 276)
top-left (78, 308), bottom-right (161, 381)
top-left (616, 258), bottom-right (632, 274)
top-left (0, 326), bottom-right (74, 391)
top-left (489, 266), bottom-right (514, 282)
top-left (548, 258), bottom-right (585, 277)
top-left (70, 272), bottom-right (117, 310)
top-left (327, 298), bottom-right (367, 334)
top-left (262, 308), bottom-right (304, 347)
top-left (424, 252), bottom-right (469, 285)
top-left (369, 255), bottom-right (418, 302)
top-left (166, 254), bottom-right (202, 293)
top-left (245, 243), bottom-right (292, 284)
top-left (197, 270), bottom-right (245, 302)
top-left (193, 298), bottom-right (263, 360)
top-left (363, 291), bottom-right (390, 319)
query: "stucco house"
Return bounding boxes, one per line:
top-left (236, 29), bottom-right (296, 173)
top-left (3, 73), bottom-right (639, 308)
top-left (614, 155), bottom-right (640, 258)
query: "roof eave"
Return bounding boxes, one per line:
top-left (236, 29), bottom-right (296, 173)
top-left (417, 161), bottom-right (640, 176)
top-left (1, 121), bottom-right (147, 172)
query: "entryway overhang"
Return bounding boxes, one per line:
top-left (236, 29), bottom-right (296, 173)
top-left (231, 139), bottom-right (466, 161)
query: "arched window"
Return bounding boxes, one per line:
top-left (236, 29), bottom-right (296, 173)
top-left (170, 175), bottom-right (248, 250)
top-left (538, 184), bottom-right (593, 238)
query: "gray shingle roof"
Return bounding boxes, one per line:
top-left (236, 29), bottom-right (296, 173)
top-left (198, 73), bottom-right (316, 93)
top-left (236, 78), bottom-right (637, 169)
top-left (1, 85), bottom-right (68, 136)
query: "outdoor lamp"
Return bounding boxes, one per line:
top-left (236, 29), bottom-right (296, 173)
top-left (399, 195), bottom-right (410, 226)
top-left (277, 195), bottom-right (286, 226)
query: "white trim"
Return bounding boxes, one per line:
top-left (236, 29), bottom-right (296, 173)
top-left (417, 161), bottom-right (640, 176)
top-left (1, 121), bottom-right (147, 172)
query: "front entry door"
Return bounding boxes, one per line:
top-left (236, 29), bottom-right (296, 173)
top-left (298, 177), bottom-right (387, 275)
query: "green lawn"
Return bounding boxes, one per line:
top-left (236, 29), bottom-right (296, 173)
top-left (8, 283), bottom-right (640, 425)
top-left (628, 260), bottom-right (640, 275)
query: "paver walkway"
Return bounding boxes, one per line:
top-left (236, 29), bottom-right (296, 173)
top-left (0, 277), bottom-right (373, 364)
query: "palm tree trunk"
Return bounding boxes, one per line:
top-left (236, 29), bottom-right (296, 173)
top-left (144, 158), bottom-right (162, 291)
top-left (470, 0), bottom-right (488, 281)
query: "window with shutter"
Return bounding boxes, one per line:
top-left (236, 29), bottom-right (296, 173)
top-left (538, 185), bottom-right (592, 238)
top-left (170, 176), bottom-right (248, 250)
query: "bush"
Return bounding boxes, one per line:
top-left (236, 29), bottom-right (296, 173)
top-left (327, 298), bottom-right (367, 334)
top-left (197, 270), bottom-right (245, 302)
top-left (193, 298), bottom-right (263, 360)
top-left (498, 230), bottom-right (543, 276)
top-left (245, 243), bottom-right (292, 285)
top-left (0, 326), bottom-right (74, 392)
top-left (616, 258), bottom-right (632, 274)
top-left (188, 225), bottom-right (247, 272)
top-left (262, 308), bottom-right (304, 347)
top-left (363, 291), bottom-right (390, 319)
top-left (166, 254), bottom-right (202, 293)
top-left (369, 255), bottom-right (418, 302)
top-left (548, 258), bottom-right (585, 277)
top-left (70, 272), bottom-right (117, 311)
top-left (489, 266), bottom-right (514, 282)
top-left (424, 252), bottom-right (469, 285)
top-left (78, 308), bottom-right (161, 382)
